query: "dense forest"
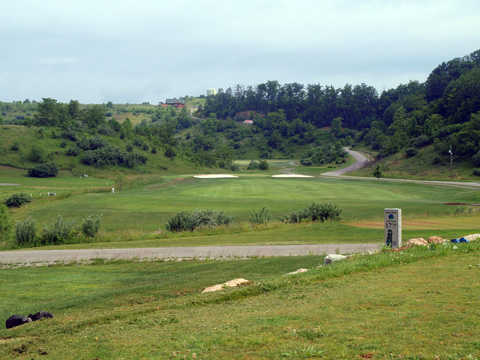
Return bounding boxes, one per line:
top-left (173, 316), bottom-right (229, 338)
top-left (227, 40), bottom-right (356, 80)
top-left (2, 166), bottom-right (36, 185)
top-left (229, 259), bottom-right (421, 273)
top-left (201, 48), bottom-right (480, 166)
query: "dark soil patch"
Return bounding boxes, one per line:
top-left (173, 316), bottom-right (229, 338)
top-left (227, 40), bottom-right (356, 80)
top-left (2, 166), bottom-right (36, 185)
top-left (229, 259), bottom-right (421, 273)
top-left (443, 202), bottom-right (468, 206)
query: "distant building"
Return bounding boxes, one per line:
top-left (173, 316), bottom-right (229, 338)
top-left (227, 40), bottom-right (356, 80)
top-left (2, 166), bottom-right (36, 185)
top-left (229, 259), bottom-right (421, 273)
top-left (164, 98), bottom-right (185, 108)
top-left (243, 119), bottom-right (254, 125)
top-left (206, 88), bottom-right (217, 96)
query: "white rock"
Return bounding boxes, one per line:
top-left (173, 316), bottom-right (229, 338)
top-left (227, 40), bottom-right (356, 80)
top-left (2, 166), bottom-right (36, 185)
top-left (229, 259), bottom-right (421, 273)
top-left (463, 234), bottom-right (480, 242)
top-left (324, 254), bottom-right (347, 265)
top-left (201, 278), bottom-right (250, 294)
top-left (286, 268), bottom-right (309, 275)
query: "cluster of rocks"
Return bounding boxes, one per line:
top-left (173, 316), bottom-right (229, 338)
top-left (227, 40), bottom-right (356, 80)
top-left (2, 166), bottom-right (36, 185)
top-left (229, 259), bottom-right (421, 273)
top-left (406, 233), bottom-right (480, 247)
top-left (5, 312), bottom-right (53, 329)
top-left (201, 254), bottom-right (350, 293)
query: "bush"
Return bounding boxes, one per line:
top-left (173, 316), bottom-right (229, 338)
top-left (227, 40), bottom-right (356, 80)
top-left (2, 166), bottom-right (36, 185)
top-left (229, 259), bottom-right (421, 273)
top-left (373, 165), bottom-right (382, 178)
top-left (0, 205), bottom-right (12, 243)
top-left (412, 135), bottom-right (431, 148)
top-left (473, 151), bottom-right (480, 167)
top-left (473, 169), bottom-right (480, 177)
top-left (405, 147), bottom-right (418, 158)
top-left (10, 142), bottom-right (19, 151)
top-left (230, 163), bottom-right (240, 172)
top-left (28, 162), bottom-right (58, 177)
top-left (39, 215), bottom-right (74, 245)
top-left (15, 218), bottom-right (36, 246)
top-left (5, 193), bottom-right (32, 208)
top-left (66, 147), bottom-right (79, 156)
top-left (166, 210), bottom-right (233, 232)
top-left (249, 207), bottom-right (271, 225)
top-left (27, 145), bottom-right (47, 163)
top-left (164, 147), bottom-right (176, 159)
top-left (247, 160), bottom-right (259, 170)
top-left (258, 160), bottom-right (269, 170)
top-left (81, 215), bottom-right (101, 238)
top-left (283, 203), bottom-right (342, 224)
top-left (300, 158), bottom-right (313, 166)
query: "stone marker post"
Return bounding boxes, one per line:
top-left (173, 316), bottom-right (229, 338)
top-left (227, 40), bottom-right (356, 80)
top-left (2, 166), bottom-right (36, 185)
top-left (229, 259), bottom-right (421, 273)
top-left (384, 208), bottom-right (402, 249)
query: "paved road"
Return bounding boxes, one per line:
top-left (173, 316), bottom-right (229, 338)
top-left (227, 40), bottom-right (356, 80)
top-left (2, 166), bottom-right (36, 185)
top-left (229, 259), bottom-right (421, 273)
top-left (0, 244), bottom-right (381, 266)
top-left (322, 148), bottom-right (480, 189)
top-left (322, 148), bottom-right (371, 176)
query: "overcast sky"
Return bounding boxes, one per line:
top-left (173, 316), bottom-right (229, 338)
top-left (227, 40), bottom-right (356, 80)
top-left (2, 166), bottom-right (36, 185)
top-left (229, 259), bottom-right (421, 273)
top-left (1, 0), bottom-right (479, 103)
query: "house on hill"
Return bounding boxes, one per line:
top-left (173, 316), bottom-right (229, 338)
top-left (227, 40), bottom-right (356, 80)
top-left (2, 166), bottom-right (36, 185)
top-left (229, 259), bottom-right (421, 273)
top-left (163, 98), bottom-right (185, 108)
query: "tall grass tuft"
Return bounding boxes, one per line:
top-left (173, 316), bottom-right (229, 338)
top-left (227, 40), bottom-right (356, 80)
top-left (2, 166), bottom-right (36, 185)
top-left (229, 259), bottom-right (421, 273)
top-left (283, 202), bottom-right (342, 224)
top-left (15, 218), bottom-right (36, 246)
top-left (40, 215), bottom-right (74, 245)
top-left (249, 207), bottom-right (272, 225)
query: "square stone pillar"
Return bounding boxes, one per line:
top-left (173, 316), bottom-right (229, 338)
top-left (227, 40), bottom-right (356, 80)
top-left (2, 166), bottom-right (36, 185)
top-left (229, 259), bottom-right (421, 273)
top-left (384, 208), bottom-right (402, 249)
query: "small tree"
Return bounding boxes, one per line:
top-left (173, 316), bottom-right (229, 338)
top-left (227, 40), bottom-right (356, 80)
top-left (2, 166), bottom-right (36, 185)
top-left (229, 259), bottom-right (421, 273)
top-left (164, 147), bottom-right (176, 159)
top-left (373, 165), bottom-right (382, 178)
top-left (28, 162), bottom-right (59, 178)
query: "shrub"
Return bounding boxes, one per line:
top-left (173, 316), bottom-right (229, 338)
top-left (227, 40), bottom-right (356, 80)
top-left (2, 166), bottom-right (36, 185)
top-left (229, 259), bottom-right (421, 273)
top-left (230, 163), bottom-right (240, 172)
top-left (258, 160), bottom-right (269, 170)
top-left (40, 215), bottom-right (74, 245)
top-left (5, 193), bottom-right (32, 208)
top-left (151, 147), bottom-right (157, 154)
top-left (27, 145), bottom-right (47, 163)
top-left (81, 215), bottom-right (101, 238)
top-left (247, 160), bottom-right (259, 170)
top-left (164, 147), bottom-right (176, 159)
top-left (28, 162), bottom-right (58, 177)
top-left (405, 147), bottom-right (418, 158)
top-left (373, 165), bottom-right (382, 178)
top-left (166, 210), bottom-right (232, 232)
top-left (10, 142), bottom-right (19, 151)
top-left (0, 205), bottom-right (12, 243)
top-left (412, 135), bottom-right (431, 148)
top-left (300, 158), bottom-right (313, 166)
top-left (473, 169), bottom-right (480, 177)
top-left (66, 147), bottom-right (79, 156)
top-left (473, 151), bottom-right (480, 167)
top-left (15, 218), bottom-right (36, 246)
top-left (249, 207), bottom-right (271, 225)
top-left (283, 203), bottom-right (342, 224)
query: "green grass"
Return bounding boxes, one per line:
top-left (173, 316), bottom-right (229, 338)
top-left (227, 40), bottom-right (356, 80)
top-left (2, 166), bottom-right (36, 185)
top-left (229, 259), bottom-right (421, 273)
top-left (1, 242), bottom-right (479, 359)
top-left (1, 165), bottom-right (479, 249)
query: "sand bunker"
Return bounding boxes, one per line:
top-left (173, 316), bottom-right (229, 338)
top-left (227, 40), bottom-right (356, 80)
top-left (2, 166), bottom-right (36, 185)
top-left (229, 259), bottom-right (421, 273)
top-left (193, 174), bottom-right (239, 179)
top-left (271, 174), bottom-right (313, 178)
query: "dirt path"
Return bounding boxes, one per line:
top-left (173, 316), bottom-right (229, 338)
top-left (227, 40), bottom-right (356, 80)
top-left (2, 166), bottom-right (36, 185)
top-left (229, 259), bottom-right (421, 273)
top-left (0, 183), bottom-right (19, 186)
top-left (322, 148), bottom-right (480, 189)
top-left (0, 244), bottom-right (380, 266)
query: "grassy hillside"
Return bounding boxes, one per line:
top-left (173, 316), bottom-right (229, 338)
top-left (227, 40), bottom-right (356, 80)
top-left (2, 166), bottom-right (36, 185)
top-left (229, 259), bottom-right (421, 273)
top-left (0, 124), bottom-right (196, 175)
top-left (351, 144), bottom-right (480, 181)
top-left (1, 243), bottom-right (479, 359)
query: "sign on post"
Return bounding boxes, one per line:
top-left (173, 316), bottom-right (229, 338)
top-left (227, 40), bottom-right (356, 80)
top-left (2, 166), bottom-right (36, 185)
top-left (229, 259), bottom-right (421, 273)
top-left (384, 208), bottom-right (402, 248)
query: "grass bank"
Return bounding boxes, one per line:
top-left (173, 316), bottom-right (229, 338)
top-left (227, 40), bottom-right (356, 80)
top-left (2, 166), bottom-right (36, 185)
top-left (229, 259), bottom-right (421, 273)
top-left (0, 242), bottom-right (479, 359)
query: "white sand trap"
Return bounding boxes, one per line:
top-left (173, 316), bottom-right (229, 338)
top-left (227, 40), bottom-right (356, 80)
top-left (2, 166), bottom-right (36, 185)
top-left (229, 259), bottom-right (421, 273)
top-left (271, 174), bottom-right (313, 178)
top-left (193, 174), bottom-right (239, 179)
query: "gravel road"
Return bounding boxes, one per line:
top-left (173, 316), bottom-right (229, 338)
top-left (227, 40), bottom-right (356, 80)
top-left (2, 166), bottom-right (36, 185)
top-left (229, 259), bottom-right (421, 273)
top-left (0, 244), bottom-right (381, 266)
top-left (322, 148), bottom-right (371, 176)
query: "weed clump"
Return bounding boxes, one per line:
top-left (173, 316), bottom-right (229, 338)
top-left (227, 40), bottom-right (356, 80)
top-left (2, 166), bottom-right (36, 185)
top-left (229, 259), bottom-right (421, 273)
top-left (15, 218), bottom-right (36, 246)
top-left (166, 210), bottom-right (233, 232)
top-left (39, 215), bottom-right (74, 245)
top-left (249, 207), bottom-right (272, 225)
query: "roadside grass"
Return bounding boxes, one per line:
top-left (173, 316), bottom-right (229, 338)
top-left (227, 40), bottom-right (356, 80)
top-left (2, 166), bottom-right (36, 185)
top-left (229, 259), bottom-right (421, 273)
top-left (0, 242), bottom-right (479, 359)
